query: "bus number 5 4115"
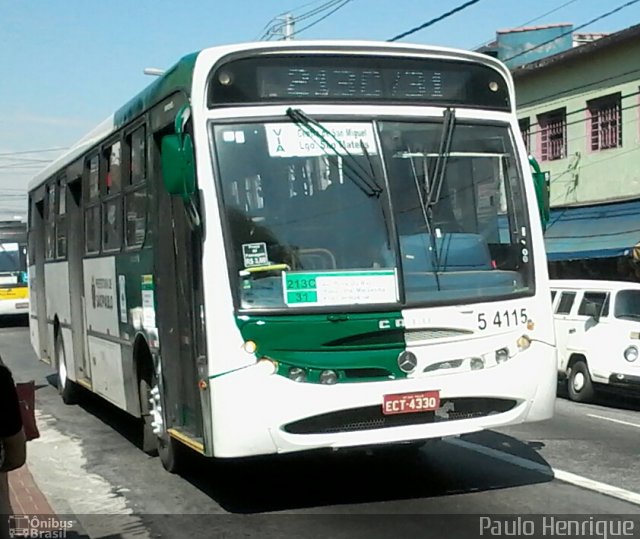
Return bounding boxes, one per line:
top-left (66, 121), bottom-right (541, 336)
top-left (477, 308), bottom-right (528, 330)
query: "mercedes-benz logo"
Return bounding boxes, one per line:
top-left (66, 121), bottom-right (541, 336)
top-left (397, 350), bottom-right (418, 373)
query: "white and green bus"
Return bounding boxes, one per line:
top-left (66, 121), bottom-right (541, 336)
top-left (28, 41), bottom-right (556, 472)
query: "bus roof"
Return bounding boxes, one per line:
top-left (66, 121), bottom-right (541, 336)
top-left (28, 40), bottom-right (512, 193)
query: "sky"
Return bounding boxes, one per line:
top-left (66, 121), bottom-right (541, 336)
top-left (2, 0), bottom-right (640, 219)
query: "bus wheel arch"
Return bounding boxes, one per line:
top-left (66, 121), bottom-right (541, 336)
top-left (566, 354), bottom-right (595, 403)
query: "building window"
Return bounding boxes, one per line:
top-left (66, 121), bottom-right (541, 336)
top-left (518, 118), bottom-right (531, 154)
top-left (538, 108), bottom-right (566, 161)
top-left (588, 93), bottom-right (622, 151)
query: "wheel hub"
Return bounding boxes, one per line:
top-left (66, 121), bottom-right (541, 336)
top-left (573, 372), bottom-right (585, 392)
top-left (149, 385), bottom-right (164, 436)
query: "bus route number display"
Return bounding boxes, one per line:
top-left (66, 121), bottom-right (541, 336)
top-left (259, 66), bottom-right (449, 100)
top-left (283, 269), bottom-right (398, 306)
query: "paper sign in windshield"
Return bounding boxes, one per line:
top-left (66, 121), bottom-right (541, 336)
top-left (283, 269), bottom-right (397, 306)
top-left (266, 123), bottom-right (377, 158)
top-left (242, 242), bottom-right (269, 267)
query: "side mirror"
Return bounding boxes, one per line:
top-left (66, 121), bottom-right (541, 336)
top-left (529, 156), bottom-right (550, 232)
top-left (161, 105), bottom-right (196, 201)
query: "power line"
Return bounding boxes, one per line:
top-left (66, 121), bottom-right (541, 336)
top-left (0, 147), bottom-right (67, 157)
top-left (388, 0), bottom-right (483, 42)
top-left (289, 0), bottom-right (352, 38)
top-left (517, 66), bottom-right (640, 109)
top-left (258, 0), bottom-right (349, 40)
top-left (472, 0), bottom-right (582, 50)
top-left (256, 0), bottom-right (331, 39)
top-left (503, 0), bottom-right (640, 63)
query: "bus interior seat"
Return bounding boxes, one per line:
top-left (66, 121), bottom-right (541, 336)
top-left (295, 248), bottom-right (337, 270)
top-left (400, 232), bottom-right (493, 272)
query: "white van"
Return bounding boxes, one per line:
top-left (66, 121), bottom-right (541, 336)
top-left (550, 279), bottom-right (640, 403)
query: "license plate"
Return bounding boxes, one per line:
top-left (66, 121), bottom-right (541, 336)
top-left (382, 390), bottom-right (440, 415)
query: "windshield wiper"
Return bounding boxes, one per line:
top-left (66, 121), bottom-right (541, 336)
top-left (426, 108), bottom-right (456, 211)
top-left (285, 108), bottom-right (383, 197)
top-left (407, 108), bottom-right (456, 289)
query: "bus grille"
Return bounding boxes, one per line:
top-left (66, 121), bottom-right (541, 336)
top-left (405, 328), bottom-right (473, 342)
top-left (283, 398), bottom-right (517, 435)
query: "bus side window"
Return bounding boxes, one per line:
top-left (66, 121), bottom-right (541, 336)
top-left (84, 155), bottom-right (101, 254)
top-left (125, 126), bottom-right (148, 248)
top-left (102, 140), bottom-right (123, 252)
top-left (56, 177), bottom-right (67, 259)
top-left (102, 197), bottom-right (122, 252)
top-left (45, 182), bottom-right (56, 260)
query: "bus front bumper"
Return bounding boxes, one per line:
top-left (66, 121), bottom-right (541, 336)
top-left (0, 298), bottom-right (29, 316)
top-left (209, 341), bottom-right (556, 458)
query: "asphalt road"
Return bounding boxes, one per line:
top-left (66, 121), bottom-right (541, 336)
top-left (2, 320), bottom-right (640, 539)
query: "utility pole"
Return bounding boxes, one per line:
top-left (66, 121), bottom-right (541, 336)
top-left (282, 13), bottom-right (294, 40)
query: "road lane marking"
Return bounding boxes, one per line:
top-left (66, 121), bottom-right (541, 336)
top-left (447, 438), bottom-right (640, 507)
top-left (587, 413), bottom-right (640, 429)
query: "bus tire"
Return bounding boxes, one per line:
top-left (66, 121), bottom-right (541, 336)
top-left (56, 331), bottom-right (79, 405)
top-left (158, 432), bottom-right (184, 474)
top-left (567, 360), bottom-right (595, 403)
top-left (138, 377), bottom-right (159, 456)
top-left (144, 367), bottom-right (184, 473)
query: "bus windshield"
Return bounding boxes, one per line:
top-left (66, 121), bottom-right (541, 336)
top-left (213, 118), bottom-right (532, 311)
top-left (0, 241), bottom-right (25, 274)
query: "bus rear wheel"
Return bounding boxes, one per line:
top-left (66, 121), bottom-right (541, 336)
top-left (56, 332), bottom-right (79, 405)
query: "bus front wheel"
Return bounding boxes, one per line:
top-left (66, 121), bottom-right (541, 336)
top-left (158, 432), bottom-right (183, 474)
top-left (140, 369), bottom-right (184, 473)
top-left (56, 332), bottom-right (80, 405)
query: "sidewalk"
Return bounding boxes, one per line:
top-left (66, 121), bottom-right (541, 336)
top-left (8, 464), bottom-right (55, 515)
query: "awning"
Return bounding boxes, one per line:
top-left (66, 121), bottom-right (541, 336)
top-left (544, 199), bottom-right (640, 262)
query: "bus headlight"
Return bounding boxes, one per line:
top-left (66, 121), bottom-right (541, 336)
top-left (319, 370), bottom-right (338, 385)
top-left (517, 335), bottom-right (531, 351)
top-left (288, 367), bottom-right (307, 382)
top-left (242, 340), bottom-right (257, 354)
top-left (495, 348), bottom-right (509, 364)
top-left (470, 357), bottom-right (485, 370)
top-left (624, 346), bottom-right (638, 362)
top-left (257, 357), bottom-right (278, 375)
